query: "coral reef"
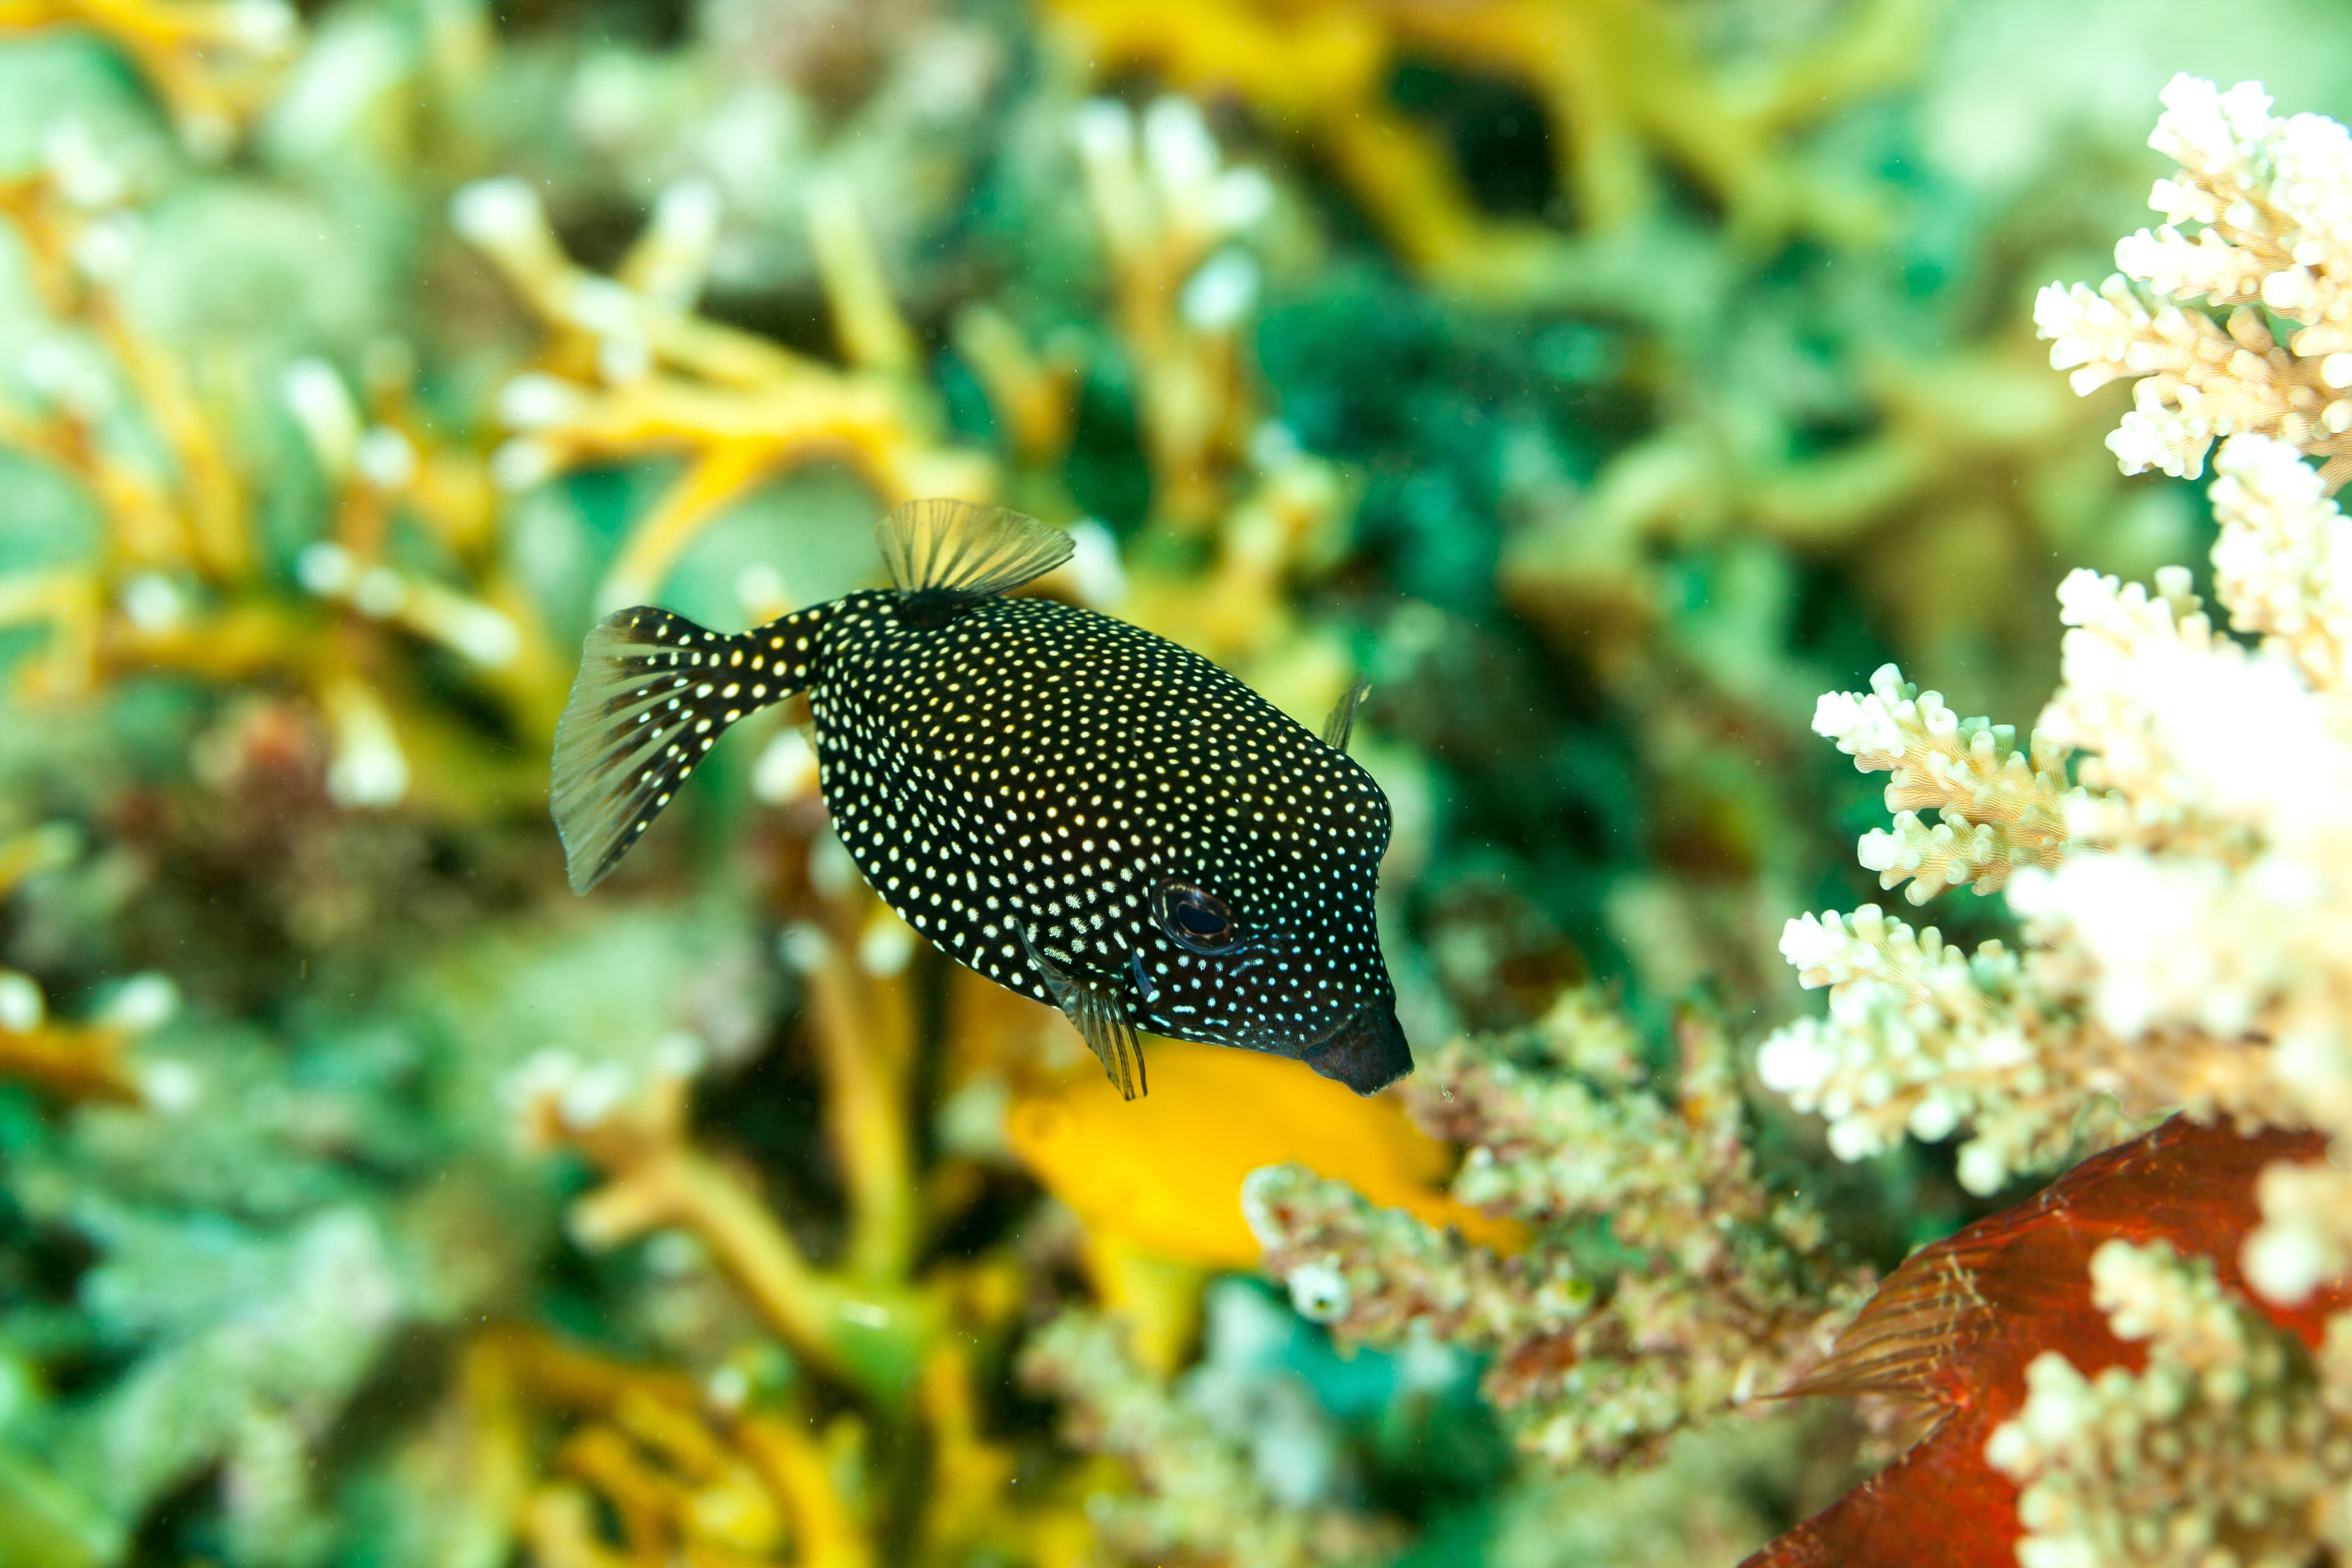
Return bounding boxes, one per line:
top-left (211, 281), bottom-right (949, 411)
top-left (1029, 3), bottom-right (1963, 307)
top-left (1248, 990), bottom-right (1870, 1469)
top-left (1020, 1306), bottom-right (1403, 1567)
top-left (1754, 74), bottom-right (2352, 1566)
top-left (1757, 432), bottom-right (2352, 1194)
top-left (457, 169), bottom-right (994, 615)
top-left (1042, 0), bottom-right (1923, 292)
top-left (1988, 1240), bottom-right (2352, 1568)
top-left (2037, 75), bottom-right (2352, 486)
top-left (7, 0), bottom-right (2352, 1562)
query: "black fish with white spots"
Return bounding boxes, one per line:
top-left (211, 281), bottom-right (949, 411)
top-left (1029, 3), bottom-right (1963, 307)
top-left (550, 500), bottom-right (1410, 1098)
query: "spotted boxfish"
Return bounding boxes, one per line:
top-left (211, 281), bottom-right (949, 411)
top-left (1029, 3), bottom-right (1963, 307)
top-left (551, 499), bottom-right (1411, 1099)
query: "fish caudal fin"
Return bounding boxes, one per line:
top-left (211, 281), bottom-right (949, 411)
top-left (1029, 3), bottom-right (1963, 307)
top-left (551, 604), bottom-right (821, 892)
top-left (877, 499), bottom-right (1073, 607)
top-left (1022, 928), bottom-right (1147, 1099)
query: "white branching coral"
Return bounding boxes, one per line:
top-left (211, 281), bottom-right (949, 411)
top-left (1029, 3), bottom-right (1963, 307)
top-left (1756, 908), bottom-right (2109, 1191)
top-left (1983, 1242), bottom-right (2352, 1568)
top-left (1768, 77), bottom-right (2352, 1555)
top-left (1771, 435), bottom-right (2352, 1197)
top-left (2036, 75), bottom-right (2352, 486)
top-left (2211, 431), bottom-right (2352, 690)
top-left (1811, 664), bottom-right (2074, 905)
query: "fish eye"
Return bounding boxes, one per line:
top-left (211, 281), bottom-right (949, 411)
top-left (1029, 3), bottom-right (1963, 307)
top-left (1157, 881), bottom-right (1235, 952)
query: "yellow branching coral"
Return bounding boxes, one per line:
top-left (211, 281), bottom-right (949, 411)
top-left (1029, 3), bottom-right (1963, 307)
top-left (0, 0), bottom-right (300, 157)
top-left (0, 824), bottom-right (175, 1103)
top-left (508, 1038), bottom-right (930, 1400)
top-left (1502, 246), bottom-right (2122, 692)
top-left (947, 92), bottom-right (1359, 715)
top-left (0, 965), bottom-right (175, 1104)
top-left (451, 1329), bottom-right (878, 1568)
top-left (2037, 75), bottom-right (2352, 488)
top-left (1042, 0), bottom-right (1921, 293)
top-left (0, 146), bottom-right (563, 812)
top-left (455, 176), bottom-right (993, 614)
top-left (1072, 94), bottom-right (1270, 533)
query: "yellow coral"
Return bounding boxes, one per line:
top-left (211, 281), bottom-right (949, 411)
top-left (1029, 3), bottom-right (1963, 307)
top-left (0, 155), bottom-right (564, 813)
top-left (0, 967), bottom-right (143, 1103)
top-left (454, 176), bottom-right (993, 615)
top-left (1043, 0), bottom-right (1923, 295)
top-left (0, 0), bottom-right (300, 156)
top-left (508, 1036), bottom-right (930, 1399)
top-left (454, 1329), bottom-right (881, 1568)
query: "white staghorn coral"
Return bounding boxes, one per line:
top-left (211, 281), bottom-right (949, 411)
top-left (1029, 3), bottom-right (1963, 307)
top-left (2211, 431), bottom-right (2352, 690)
top-left (1769, 74), bottom-right (2352, 1558)
top-left (1771, 439), bottom-right (2352, 1194)
top-left (1756, 907), bottom-right (2084, 1188)
top-left (2037, 74), bottom-right (2352, 486)
top-left (1811, 664), bottom-right (2074, 905)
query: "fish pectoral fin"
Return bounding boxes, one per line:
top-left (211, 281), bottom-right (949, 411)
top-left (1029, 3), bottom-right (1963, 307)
top-left (1022, 929), bottom-right (1148, 1100)
top-left (876, 499), bottom-right (1074, 606)
top-left (1321, 677), bottom-right (1372, 754)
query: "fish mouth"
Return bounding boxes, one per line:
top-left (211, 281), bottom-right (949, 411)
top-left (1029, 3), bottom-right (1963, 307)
top-left (1301, 1002), bottom-right (1414, 1096)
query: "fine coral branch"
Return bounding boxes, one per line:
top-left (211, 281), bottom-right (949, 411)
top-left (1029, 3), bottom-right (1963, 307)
top-left (454, 176), bottom-right (993, 617)
top-left (781, 922), bottom-right (919, 1287)
top-left (508, 1047), bottom-right (926, 1399)
top-left (1250, 992), bottom-right (1869, 1470)
top-left (2037, 75), bottom-right (2352, 487)
top-left (1019, 1311), bottom-right (1401, 1567)
top-left (1811, 663), bottom-right (2075, 904)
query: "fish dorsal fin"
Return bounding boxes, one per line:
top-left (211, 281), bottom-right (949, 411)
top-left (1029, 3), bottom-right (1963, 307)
top-left (1321, 677), bottom-right (1371, 753)
top-left (1022, 927), bottom-right (1147, 1100)
top-left (876, 499), bottom-right (1073, 604)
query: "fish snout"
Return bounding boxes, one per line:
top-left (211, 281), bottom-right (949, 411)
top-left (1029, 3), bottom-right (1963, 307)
top-left (1303, 1002), bottom-right (1413, 1095)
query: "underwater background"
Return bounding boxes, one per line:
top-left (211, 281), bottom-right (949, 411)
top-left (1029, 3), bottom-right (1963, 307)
top-left (7, 1), bottom-right (2352, 1564)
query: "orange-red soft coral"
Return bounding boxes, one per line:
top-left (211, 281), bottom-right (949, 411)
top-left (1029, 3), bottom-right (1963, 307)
top-left (1749, 1117), bottom-right (2352, 1568)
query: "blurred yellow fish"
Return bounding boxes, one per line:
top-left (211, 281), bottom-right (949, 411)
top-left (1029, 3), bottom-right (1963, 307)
top-left (1006, 1039), bottom-right (1524, 1268)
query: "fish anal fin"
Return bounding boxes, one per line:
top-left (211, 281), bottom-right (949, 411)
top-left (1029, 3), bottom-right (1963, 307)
top-left (1321, 677), bottom-right (1371, 754)
top-left (876, 499), bottom-right (1073, 607)
top-left (1022, 928), bottom-right (1148, 1099)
